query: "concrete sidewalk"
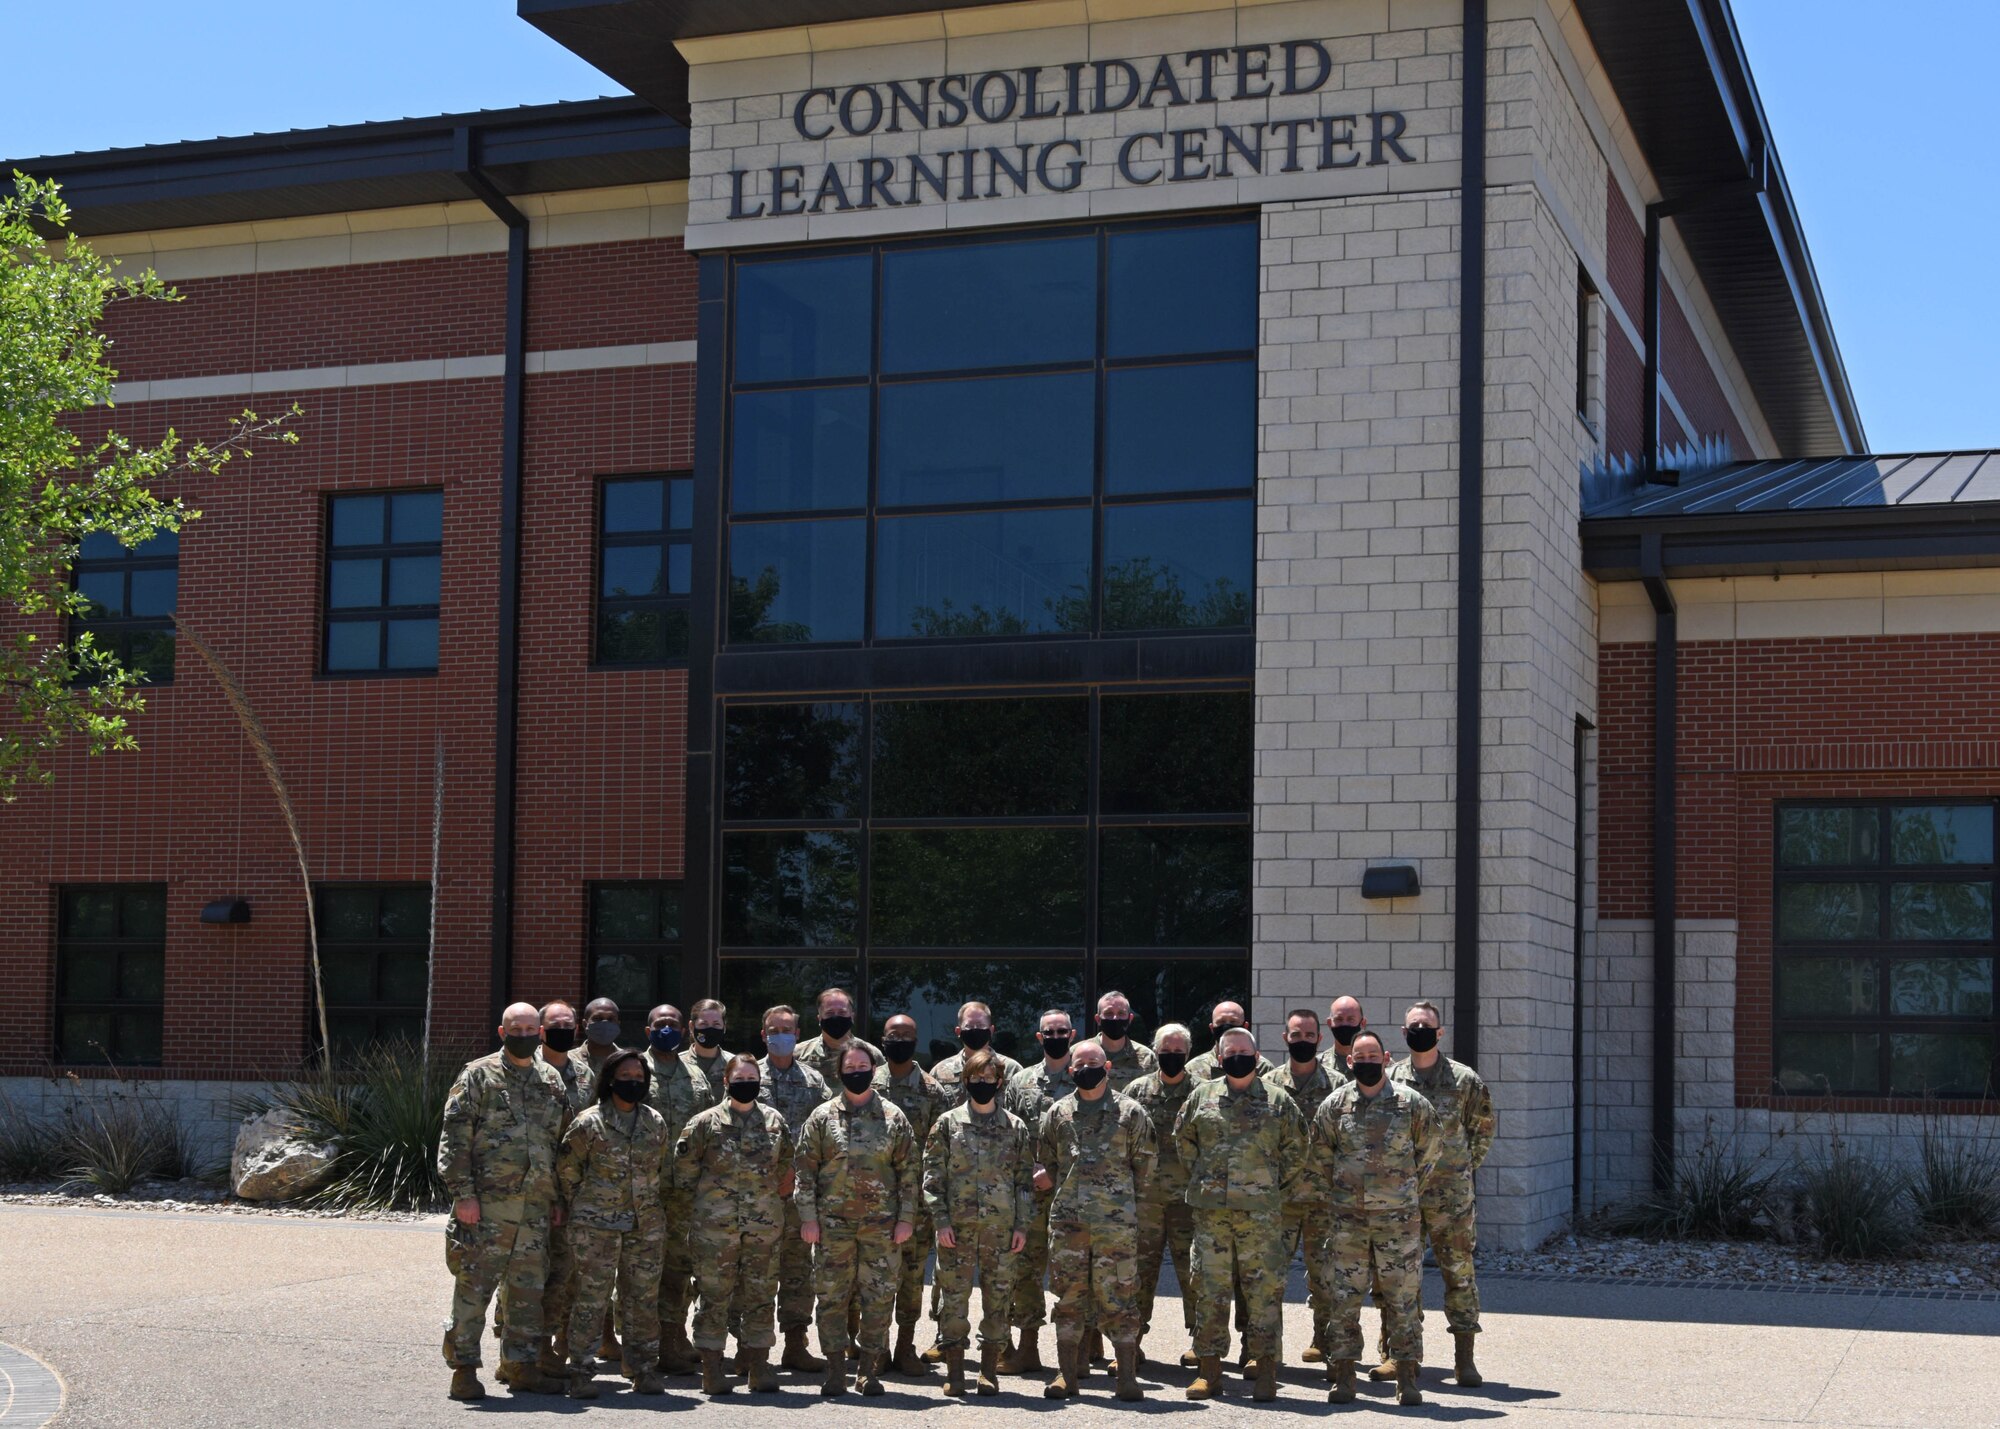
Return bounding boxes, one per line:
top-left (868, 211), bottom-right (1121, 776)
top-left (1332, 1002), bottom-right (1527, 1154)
top-left (1, 1204), bottom-right (1996, 1428)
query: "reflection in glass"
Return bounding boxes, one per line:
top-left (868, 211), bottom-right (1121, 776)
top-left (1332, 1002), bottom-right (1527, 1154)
top-left (392, 491), bottom-right (444, 544)
top-left (1891, 805), bottom-right (1995, 865)
top-left (1776, 958), bottom-right (1878, 1017)
top-left (129, 569), bottom-right (177, 617)
top-left (591, 950), bottom-right (682, 1015)
top-left (869, 958), bottom-right (1084, 1066)
top-left (601, 546), bottom-right (662, 599)
top-left (1776, 882), bottom-right (1879, 941)
top-left (877, 373), bottom-right (1094, 507)
top-left (1097, 956), bottom-right (1252, 1056)
top-left (597, 608), bottom-right (689, 664)
top-left (331, 495), bottom-right (385, 547)
top-left (1107, 221), bottom-right (1259, 360)
top-left (1099, 827), bottom-right (1250, 948)
top-left (881, 235), bottom-right (1096, 373)
top-left (721, 831), bottom-right (860, 947)
top-left (603, 478), bottom-right (664, 533)
top-left (871, 829), bottom-right (1086, 948)
top-left (871, 697), bottom-right (1088, 818)
top-left (1774, 1031), bottom-right (1879, 1095)
top-left (874, 508), bottom-right (1091, 638)
top-left (1889, 1032), bottom-right (1995, 1097)
top-left (720, 956), bottom-right (859, 1054)
top-left (1889, 882), bottom-right (1994, 941)
top-left (1104, 361), bottom-right (1257, 494)
top-left (730, 388), bottom-right (870, 514)
top-left (723, 702), bottom-right (863, 821)
top-left (1889, 958), bottom-right (1994, 1017)
top-left (1778, 807), bottom-right (1880, 868)
top-left (734, 254), bottom-right (873, 383)
top-left (1101, 692), bottom-right (1253, 815)
top-left (728, 519), bottom-right (866, 644)
top-left (1100, 500), bottom-right (1253, 631)
top-left (61, 948), bottom-right (117, 1001)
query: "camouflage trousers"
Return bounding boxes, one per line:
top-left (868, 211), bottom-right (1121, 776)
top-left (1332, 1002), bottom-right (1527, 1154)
top-left (1422, 1175), bottom-right (1481, 1334)
top-left (893, 1212), bottom-right (934, 1329)
top-left (1136, 1199), bottom-right (1194, 1336)
top-left (691, 1220), bottom-right (782, 1352)
top-left (568, 1222), bottom-right (667, 1373)
top-left (1048, 1216), bottom-right (1140, 1344)
top-left (1326, 1208), bottom-right (1423, 1364)
top-left (656, 1185), bottom-right (694, 1339)
top-left (1282, 1203), bottom-right (1335, 1350)
top-left (1190, 1207), bottom-right (1287, 1360)
top-left (777, 1200), bottom-right (816, 1332)
top-left (1008, 1187), bottom-right (1054, 1329)
top-left (495, 1218), bottom-right (574, 1346)
top-left (813, 1221), bottom-right (902, 1357)
top-left (932, 1220), bottom-right (1021, 1350)
top-left (443, 1208), bottom-right (551, 1368)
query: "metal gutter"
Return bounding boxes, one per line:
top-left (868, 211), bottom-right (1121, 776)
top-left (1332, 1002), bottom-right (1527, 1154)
top-left (1454, 0), bottom-right (1487, 1068)
top-left (1639, 534), bottom-right (1677, 1192)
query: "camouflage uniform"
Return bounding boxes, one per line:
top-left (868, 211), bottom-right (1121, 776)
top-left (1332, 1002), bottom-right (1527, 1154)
top-left (1002, 1059), bottom-right (1074, 1331)
top-left (1264, 1058), bottom-right (1340, 1352)
top-left (559, 1098), bottom-right (672, 1373)
top-left (758, 1056), bottom-right (833, 1335)
top-left (922, 1102), bottom-right (1034, 1349)
top-left (1390, 1055), bottom-right (1494, 1336)
top-left (1319, 1045), bottom-right (1355, 1087)
top-left (1124, 1070), bottom-right (1197, 1338)
top-left (874, 1061), bottom-right (949, 1336)
top-left (796, 1033), bottom-right (885, 1084)
top-left (681, 1045), bottom-right (733, 1100)
top-left (793, 1093), bottom-right (918, 1362)
top-left (1035, 1091), bottom-right (1155, 1344)
top-left (932, 1046), bottom-right (1024, 1111)
top-left (1099, 1039), bottom-right (1157, 1091)
top-left (1172, 1075), bottom-right (1307, 1362)
top-left (1306, 1080), bottom-right (1438, 1363)
top-left (676, 1097), bottom-right (795, 1352)
top-left (511, 1050), bottom-right (594, 1354)
top-left (649, 1047), bottom-right (719, 1343)
top-left (437, 1051), bottom-right (568, 1369)
top-left (1185, 1047), bottom-right (1277, 1081)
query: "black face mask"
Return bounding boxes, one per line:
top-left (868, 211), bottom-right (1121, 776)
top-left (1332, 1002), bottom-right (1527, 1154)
top-left (820, 1015), bottom-right (854, 1041)
top-left (1404, 1026), bottom-right (1440, 1053)
top-left (728, 1080), bottom-right (761, 1105)
top-left (1288, 1040), bottom-right (1320, 1065)
top-left (965, 1081), bottom-right (1000, 1106)
top-left (883, 1039), bottom-right (918, 1065)
top-left (610, 1076), bottom-right (649, 1104)
top-left (1330, 1024), bottom-right (1360, 1047)
top-left (1157, 1052), bottom-right (1189, 1078)
top-left (1352, 1061), bottom-right (1386, 1087)
top-left (542, 1026), bottom-right (578, 1053)
top-left (502, 1034), bottom-right (541, 1059)
top-left (958, 1027), bottom-right (992, 1051)
top-left (693, 1026), bottom-right (725, 1049)
top-left (840, 1069), bottom-right (875, 1095)
top-left (586, 1019), bottom-right (622, 1047)
top-left (1040, 1035), bottom-right (1072, 1061)
top-left (1072, 1065), bottom-right (1107, 1091)
top-left (1097, 1018), bottom-right (1131, 1042)
top-left (1221, 1052), bottom-right (1259, 1080)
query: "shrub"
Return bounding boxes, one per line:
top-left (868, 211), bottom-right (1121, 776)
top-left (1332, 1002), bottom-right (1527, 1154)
top-left (1913, 1112), bottom-right (2000, 1237)
top-left (1605, 1134), bottom-right (1777, 1241)
top-left (0, 1096), bottom-right (62, 1182)
top-left (56, 1093), bottom-right (200, 1193)
top-left (1792, 1140), bottom-right (1916, 1260)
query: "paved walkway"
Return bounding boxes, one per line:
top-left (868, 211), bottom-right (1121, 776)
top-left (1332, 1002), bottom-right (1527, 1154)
top-left (1, 1204), bottom-right (1996, 1428)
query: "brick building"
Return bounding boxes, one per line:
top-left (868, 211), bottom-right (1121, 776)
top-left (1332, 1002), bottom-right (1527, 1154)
top-left (3, 0), bottom-right (1994, 1248)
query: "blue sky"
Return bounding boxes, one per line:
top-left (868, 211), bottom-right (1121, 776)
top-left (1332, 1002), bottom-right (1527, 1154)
top-left (2, 1), bottom-right (1991, 453)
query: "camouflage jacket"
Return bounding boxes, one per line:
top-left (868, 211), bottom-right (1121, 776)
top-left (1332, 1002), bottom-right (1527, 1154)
top-left (873, 1061), bottom-right (949, 1160)
top-left (797, 1033), bottom-right (885, 1084)
top-left (647, 1045), bottom-right (719, 1149)
top-left (680, 1046), bottom-right (735, 1101)
top-left (793, 1092), bottom-right (919, 1228)
top-left (557, 1100), bottom-right (671, 1233)
top-left (758, 1056), bottom-right (832, 1133)
top-left (1306, 1080), bottom-right (1439, 1215)
top-left (1318, 1046), bottom-right (1355, 1089)
top-left (931, 1047), bottom-right (1024, 1110)
top-left (1124, 1070), bottom-right (1198, 1207)
top-left (1186, 1048), bottom-right (1277, 1082)
top-left (538, 1048), bottom-right (595, 1117)
top-left (437, 1051), bottom-right (569, 1213)
top-left (1171, 1075), bottom-right (1307, 1215)
top-left (675, 1098), bottom-right (794, 1232)
top-left (921, 1103), bottom-right (1035, 1234)
top-left (1097, 1038), bottom-right (1158, 1091)
top-left (1389, 1055), bottom-right (1494, 1179)
top-left (1034, 1091), bottom-right (1155, 1228)
top-left (1264, 1057), bottom-right (1341, 1127)
top-left (1003, 1059), bottom-right (1075, 1137)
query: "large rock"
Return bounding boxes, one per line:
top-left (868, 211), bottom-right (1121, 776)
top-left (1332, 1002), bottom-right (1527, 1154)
top-left (231, 1107), bottom-right (337, 1202)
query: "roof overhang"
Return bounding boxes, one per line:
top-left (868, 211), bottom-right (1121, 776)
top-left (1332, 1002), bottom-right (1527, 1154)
top-left (1583, 506), bottom-right (2000, 581)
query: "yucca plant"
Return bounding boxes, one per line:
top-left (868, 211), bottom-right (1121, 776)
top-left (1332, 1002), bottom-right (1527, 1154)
top-left (55, 1093), bottom-right (199, 1193)
top-left (1605, 1132), bottom-right (1777, 1241)
top-left (1793, 1139), bottom-right (1916, 1260)
top-left (1913, 1107), bottom-right (2000, 1237)
top-left (252, 1038), bottom-right (465, 1211)
top-left (0, 1095), bottom-right (62, 1182)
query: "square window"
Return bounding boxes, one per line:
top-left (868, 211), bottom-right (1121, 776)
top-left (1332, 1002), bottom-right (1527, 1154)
top-left (604, 478), bottom-right (665, 533)
top-left (1101, 500), bottom-right (1254, 632)
top-left (728, 519), bottom-right (865, 645)
top-left (331, 495), bottom-right (386, 547)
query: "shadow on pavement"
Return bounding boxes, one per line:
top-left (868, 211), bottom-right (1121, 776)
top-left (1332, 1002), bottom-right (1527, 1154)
top-left (1478, 1275), bottom-right (2000, 1336)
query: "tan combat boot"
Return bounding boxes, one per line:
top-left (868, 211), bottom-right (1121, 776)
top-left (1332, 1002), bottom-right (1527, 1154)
top-left (744, 1348), bottom-right (779, 1393)
top-left (660, 1324), bottom-right (699, 1375)
top-left (1000, 1332), bottom-right (1043, 1373)
top-left (495, 1360), bottom-right (564, 1395)
top-left (892, 1323), bottom-right (926, 1376)
top-left (1328, 1359), bottom-right (1358, 1404)
top-left (1302, 1343), bottom-right (1325, 1364)
top-left (1087, 1329), bottom-right (1109, 1371)
top-left (537, 1334), bottom-right (564, 1376)
top-left (1397, 1359), bottom-right (1424, 1406)
top-left (565, 1366), bottom-right (599, 1400)
top-left (699, 1348), bottom-right (734, 1396)
top-left (857, 1349), bottom-right (886, 1397)
top-left (1370, 1354), bottom-right (1399, 1381)
top-left (782, 1326), bottom-right (826, 1372)
top-left (632, 1366), bottom-right (666, 1395)
top-left (821, 1349), bottom-right (847, 1398)
top-left (1253, 1356), bottom-right (1278, 1402)
top-left (1179, 1350), bottom-right (1200, 1369)
top-left (943, 1346), bottom-right (967, 1397)
top-left (1045, 1337), bottom-right (1080, 1399)
top-left (1186, 1355), bottom-right (1224, 1400)
top-left (1453, 1330), bottom-right (1482, 1387)
top-left (924, 1337), bottom-right (947, 1365)
top-left (448, 1367), bottom-right (485, 1402)
top-left (976, 1344), bottom-right (1002, 1396)
top-left (1113, 1341), bottom-right (1144, 1402)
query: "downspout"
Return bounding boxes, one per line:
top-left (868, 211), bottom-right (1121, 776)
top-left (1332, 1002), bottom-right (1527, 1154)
top-left (457, 128), bottom-right (530, 1030)
top-left (1454, 0), bottom-right (1488, 1066)
top-left (1572, 714), bottom-right (1593, 1221)
top-left (1640, 533), bottom-right (1677, 1190)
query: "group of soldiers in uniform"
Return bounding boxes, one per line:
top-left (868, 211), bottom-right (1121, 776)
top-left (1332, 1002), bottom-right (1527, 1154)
top-left (437, 984), bottom-right (1495, 1406)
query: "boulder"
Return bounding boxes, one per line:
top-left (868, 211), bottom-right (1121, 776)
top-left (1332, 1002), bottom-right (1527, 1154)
top-left (230, 1107), bottom-right (337, 1202)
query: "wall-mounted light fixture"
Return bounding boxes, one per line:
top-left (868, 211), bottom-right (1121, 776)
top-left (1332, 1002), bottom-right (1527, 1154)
top-left (199, 899), bottom-right (251, 924)
top-left (1360, 865), bottom-right (1421, 900)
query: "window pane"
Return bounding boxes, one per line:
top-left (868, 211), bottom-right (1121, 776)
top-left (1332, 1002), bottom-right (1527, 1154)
top-left (1778, 807), bottom-right (1880, 868)
top-left (604, 478), bottom-right (665, 533)
top-left (1889, 882), bottom-right (1994, 941)
top-left (1101, 692), bottom-right (1253, 816)
top-left (669, 479), bottom-right (693, 530)
top-left (728, 519), bottom-right (865, 644)
top-left (331, 495), bottom-right (385, 547)
top-left (386, 619), bottom-right (438, 671)
top-left (874, 508), bottom-right (1091, 639)
top-left (60, 947), bottom-right (118, 1002)
top-left (328, 559), bottom-right (382, 610)
top-left (79, 532), bottom-right (126, 560)
top-left (326, 621), bottom-right (381, 670)
top-left (61, 890), bottom-right (118, 939)
top-left (1104, 361), bottom-right (1256, 494)
top-left (378, 888), bottom-right (430, 939)
top-left (59, 1012), bottom-right (113, 1065)
top-left (379, 950), bottom-right (429, 1007)
top-left (1892, 805), bottom-right (1995, 866)
top-left (391, 491), bottom-right (444, 545)
top-left (113, 1011), bottom-right (163, 1067)
top-left (1889, 1032), bottom-right (1995, 1097)
top-left (1774, 1031), bottom-right (1880, 1095)
top-left (121, 887), bottom-right (167, 940)
top-left (592, 950), bottom-right (663, 1012)
top-left (730, 388), bottom-right (870, 513)
top-left (871, 697), bottom-right (1088, 818)
top-left (119, 948), bottom-right (165, 1002)
top-left (881, 235), bottom-right (1096, 373)
top-left (321, 889), bottom-right (377, 941)
top-left (1889, 958), bottom-right (1994, 1017)
top-left (1101, 500), bottom-right (1253, 631)
top-left (720, 956), bottom-right (858, 1049)
top-left (721, 831), bottom-right (860, 947)
top-left (126, 629), bottom-right (176, 684)
top-left (877, 373), bottom-right (1094, 507)
top-left (1776, 958), bottom-right (1879, 1017)
top-left (1107, 221), bottom-right (1259, 359)
top-left (667, 544), bottom-right (692, 596)
top-left (1096, 956), bottom-right (1252, 1057)
top-left (869, 958), bottom-right (1084, 1066)
top-left (1099, 826), bottom-right (1250, 948)
top-left (323, 949), bottom-right (374, 1003)
top-left (128, 569), bottom-right (177, 617)
top-left (327, 1014), bottom-right (376, 1056)
top-left (734, 254), bottom-right (873, 383)
top-left (870, 828), bottom-right (1087, 948)
top-left (593, 886), bottom-right (660, 941)
top-left (597, 607), bottom-right (688, 664)
top-left (1777, 882), bottom-right (1879, 941)
top-left (602, 545), bottom-right (663, 599)
top-left (657, 889), bottom-right (682, 941)
top-left (77, 572), bottom-right (124, 617)
top-left (388, 556), bottom-right (440, 608)
top-left (723, 702), bottom-right (863, 821)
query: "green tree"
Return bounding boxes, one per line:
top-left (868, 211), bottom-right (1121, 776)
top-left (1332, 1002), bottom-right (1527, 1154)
top-left (1, 173), bottom-right (298, 798)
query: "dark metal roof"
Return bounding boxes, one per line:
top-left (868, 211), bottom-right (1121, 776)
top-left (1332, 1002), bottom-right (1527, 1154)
top-left (1589, 454), bottom-right (2000, 521)
top-left (6, 97), bottom-right (687, 237)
